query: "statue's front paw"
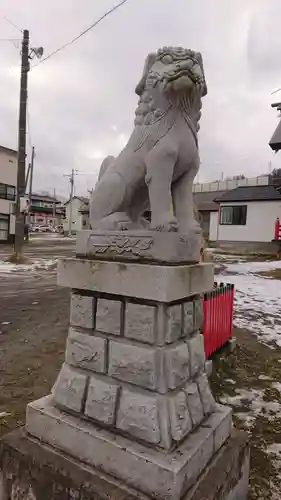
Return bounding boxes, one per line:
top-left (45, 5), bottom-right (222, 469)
top-left (150, 215), bottom-right (179, 232)
top-left (115, 220), bottom-right (131, 231)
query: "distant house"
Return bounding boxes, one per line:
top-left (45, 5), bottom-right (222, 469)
top-left (28, 194), bottom-right (65, 227)
top-left (63, 196), bottom-right (90, 235)
top-left (192, 175), bottom-right (273, 243)
top-left (0, 145), bottom-right (17, 243)
top-left (210, 185), bottom-right (281, 252)
top-left (193, 190), bottom-right (226, 239)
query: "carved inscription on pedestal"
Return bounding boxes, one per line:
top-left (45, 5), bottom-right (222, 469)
top-left (87, 235), bottom-right (154, 257)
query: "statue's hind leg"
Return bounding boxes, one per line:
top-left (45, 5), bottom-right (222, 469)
top-left (172, 163), bottom-right (201, 234)
top-left (90, 172), bottom-right (129, 230)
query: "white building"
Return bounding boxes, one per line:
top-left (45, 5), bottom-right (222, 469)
top-left (0, 145), bottom-right (17, 243)
top-left (209, 185), bottom-right (281, 252)
top-left (63, 197), bottom-right (90, 235)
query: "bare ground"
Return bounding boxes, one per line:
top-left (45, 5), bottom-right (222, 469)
top-left (0, 281), bottom-right (69, 436)
top-left (258, 269), bottom-right (281, 280)
top-left (210, 329), bottom-right (281, 499)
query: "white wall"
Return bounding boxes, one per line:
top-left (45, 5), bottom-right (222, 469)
top-left (9, 215), bottom-right (15, 235)
top-left (64, 198), bottom-right (84, 233)
top-left (209, 212), bottom-right (219, 241)
top-left (0, 199), bottom-right (11, 216)
top-left (216, 201), bottom-right (281, 242)
top-left (0, 149), bottom-right (17, 187)
top-left (193, 175), bottom-right (269, 193)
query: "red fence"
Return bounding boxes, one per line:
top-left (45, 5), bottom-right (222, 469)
top-left (274, 217), bottom-right (281, 240)
top-left (202, 282), bottom-right (234, 359)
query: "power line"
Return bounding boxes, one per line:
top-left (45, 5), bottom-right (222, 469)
top-left (0, 37), bottom-right (21, 41)
top-left (32, 0), bottom-right (131, 68)
top-left (3, 15), bottom-right (23, 33)
top-left (272, 88), bottom-right (281, 96)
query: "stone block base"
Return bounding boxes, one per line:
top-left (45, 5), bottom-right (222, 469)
top-left (75, 230), bottom-right (202, 264)
top-left (23, 396), bottom-right (248, 500)
top-left (0, 427), bottom-right (249, 500)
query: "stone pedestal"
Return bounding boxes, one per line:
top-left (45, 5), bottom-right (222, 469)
top-left (0, 236), bottom-right (250, 499)
top-left (0, 428), bottom-right (250, 500)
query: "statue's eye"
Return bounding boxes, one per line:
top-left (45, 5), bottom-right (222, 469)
top-left (161, 54), bottom-right (173, 65)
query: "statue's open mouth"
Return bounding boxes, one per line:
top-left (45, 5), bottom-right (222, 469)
top-left (161, 69), bottom-right (198, 91)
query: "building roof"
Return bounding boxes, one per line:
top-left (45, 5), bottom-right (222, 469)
top-left (193, 191), bottom-right (226, 212)
top-left (269, 119), bottom-right (281, 152)
top-left (31, 193), bottom-right (61, 203)
top-left (215, 185), bottom-right (281, 203)
top-left (65, 196), bottom-right (89, 205)
top-left (0, 145), bottom-right (17, 156)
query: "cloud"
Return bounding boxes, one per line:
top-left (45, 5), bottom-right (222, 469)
top-left (0, 0), bottom-right (280, 196)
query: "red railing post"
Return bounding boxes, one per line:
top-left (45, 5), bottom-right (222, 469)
top-left (274, 217), bottom-right (280, 240)
top-left (202, 281), bottom-right (235, 358)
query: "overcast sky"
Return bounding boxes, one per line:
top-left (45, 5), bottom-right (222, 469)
top-left (1, 0), bottom-right (281, 197)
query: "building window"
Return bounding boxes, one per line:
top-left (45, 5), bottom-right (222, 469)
top-left (0, 183), bottom-right (16, 201)
top-left (220, 205), bottom-right (247, 225)
top-left (0, 214), bottom-right (9, 240)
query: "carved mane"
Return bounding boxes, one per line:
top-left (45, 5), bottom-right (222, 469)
top-left (127, 48), bottom-right (205, 153)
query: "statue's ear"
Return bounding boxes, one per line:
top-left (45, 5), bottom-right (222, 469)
top-left (195, 51), bottom-right (207, 97)
top-left (135, 53), bottom-right (157, 96)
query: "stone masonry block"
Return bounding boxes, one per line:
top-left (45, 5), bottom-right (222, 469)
top-left (116, 388), bottom-right (161, 445)
top-left (26, 396), bottom-right (230, 500)
top-left (179, 425), bottom-right (214, 495)
top-left (109, 340), bottom-right (158, 390)
top-left (70, 293), bottom-right (95, 329)
top-left (201, 404), bottom-right (232, 454)
top-left (189, 264), bottom-right (214, 297)
top-left (188, 334), bottom-right (206, 377)
top-left (183, 301), bottom-right (194, 336)
top-left (194, 297), bottom-right (204, 331)
top-left (125, 302), bottom-right (156, 344)
top-left (58, 259), bottom-right (214, 303)
top-left (168, 391), bottom-right (192, 442)
top-left (184, 382), bottom-right (204, 428)
top-left (165, 342), bottom-right (190, 390)
top-left (197, 373), bottom-right (216, 416)
top-left (52, 364), bottom-right (88, 413)
top-left (95, 299), bottom-right (122, 336)
top-left (2, 426), bottom-right (250, 500)
top-left (66, 327), bottom-right (106, 373)
top-left (165, 304), bottom-right (183, 343)
top-left (85, 376), bottom-right (119, 425)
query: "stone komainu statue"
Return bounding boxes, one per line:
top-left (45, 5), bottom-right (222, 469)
top-left (90, 46), bottom-right (207, 233)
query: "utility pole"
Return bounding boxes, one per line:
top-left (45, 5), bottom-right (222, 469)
top-left (28, 146), bottom-right (35, 225)
top-left (13, 29), bottom-right (29, 261)
top-left (64, 169), bottom-right (78, 237)
top-left (53, 187), bottom-right (56, 228)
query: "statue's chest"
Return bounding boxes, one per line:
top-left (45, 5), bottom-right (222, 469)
top-left (134, 92), bottom-right (163, 126)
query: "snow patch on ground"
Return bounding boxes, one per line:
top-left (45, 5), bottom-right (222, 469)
top-left (272, 382), bottom-right (281, 394)
top-left (0, 259), bottom-right (57, 274)
top-left (220, 388), bottom-right (281, 428)
top-left (225, 378), bottom-right (236, 385)
top-left (267, 444), bottom-right (281, 488)
top-left (267, 443), bottom-right (281, 457)
top-left (217, 258), bottom-right (281, 347)
top-left (30, 235), bottom-right (75, 242)
top-left (258, 375), bottom-right (272, 381)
